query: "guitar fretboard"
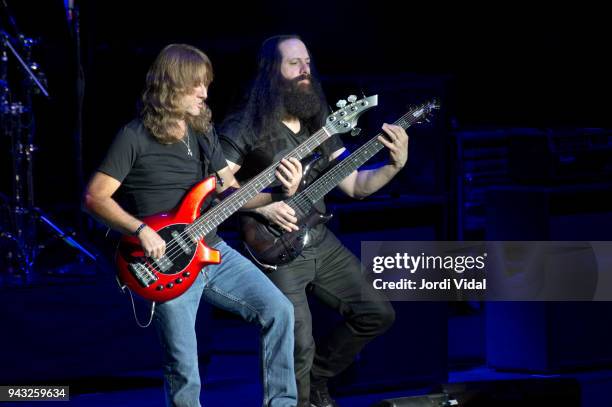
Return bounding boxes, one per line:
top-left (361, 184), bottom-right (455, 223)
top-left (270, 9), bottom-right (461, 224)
top-left (187, 127), bottom-right (332, 239)
top-left (286, 107), bottom-right (428, 215)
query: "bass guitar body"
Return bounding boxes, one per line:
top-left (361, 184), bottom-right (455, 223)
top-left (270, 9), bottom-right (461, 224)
top-left (116, 176), bottom-right (221, 302)
top-left (240, 206), bottom-right (332, 268)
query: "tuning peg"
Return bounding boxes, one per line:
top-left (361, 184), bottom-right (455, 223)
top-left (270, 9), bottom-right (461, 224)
top-left (336, 99), bottom-right (347, 108)
top-left (351, 127), bottom-right (361, 136)
top-left (347, 95), bottom-right (357, 103)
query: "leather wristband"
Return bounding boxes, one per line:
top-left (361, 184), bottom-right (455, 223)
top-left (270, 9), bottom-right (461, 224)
top-left (132, 222), bottom-right (147, 236)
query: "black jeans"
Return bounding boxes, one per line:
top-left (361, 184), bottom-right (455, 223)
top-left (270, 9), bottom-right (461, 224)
top-left (266, 230), bottom-right (395, 406)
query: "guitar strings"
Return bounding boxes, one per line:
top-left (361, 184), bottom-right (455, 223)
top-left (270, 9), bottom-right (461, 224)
top-left (150, 127), bottom-right (333, 268)
top-left (289, 108), bottom-right (422, 211)
top-left (161, 104), bottom-right (429, 266)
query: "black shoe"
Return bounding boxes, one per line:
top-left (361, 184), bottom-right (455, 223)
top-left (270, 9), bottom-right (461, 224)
top-left (310, 383), bottom-right (339, 407)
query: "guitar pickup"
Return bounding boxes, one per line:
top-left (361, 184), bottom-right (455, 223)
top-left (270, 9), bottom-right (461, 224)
top-left (129, 262), bottom-right (158, 287)
top-left (172, 230), bottom-right (194, 255)
top-left (154, 256), bottom-right (173, 272)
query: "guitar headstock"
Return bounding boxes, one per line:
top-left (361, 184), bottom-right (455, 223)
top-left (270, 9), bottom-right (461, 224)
top-left (410, 98), bottom-right (440, 123)
top-left (324, 94), bottom-right (378, 136)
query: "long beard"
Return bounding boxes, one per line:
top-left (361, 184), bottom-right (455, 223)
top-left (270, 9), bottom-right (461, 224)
top-left (281, 75), bottom-right (322, 120)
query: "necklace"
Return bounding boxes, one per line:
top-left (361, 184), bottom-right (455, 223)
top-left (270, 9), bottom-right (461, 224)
top-left (180, 132), bottom-right (193, 157)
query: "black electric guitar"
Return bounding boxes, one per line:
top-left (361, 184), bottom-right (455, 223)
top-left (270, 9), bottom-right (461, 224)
top-left (240, 99), bottom-right (439, 269)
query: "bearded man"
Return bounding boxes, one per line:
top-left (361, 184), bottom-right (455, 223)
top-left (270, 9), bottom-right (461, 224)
top-left (220, 36), bottom-right (409, 407)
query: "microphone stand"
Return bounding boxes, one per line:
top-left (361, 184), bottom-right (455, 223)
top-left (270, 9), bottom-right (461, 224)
top-left (67, 0), bottom-right (86, 233)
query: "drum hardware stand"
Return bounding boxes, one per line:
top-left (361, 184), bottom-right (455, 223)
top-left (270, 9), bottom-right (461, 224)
top-left (0, 24), bottom-right (97, 279)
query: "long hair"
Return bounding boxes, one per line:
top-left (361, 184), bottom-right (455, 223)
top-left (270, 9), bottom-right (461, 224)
top-left (225, 35), bottom-right (329, 145)
top-left (141, 44), bottom-right (213, 144)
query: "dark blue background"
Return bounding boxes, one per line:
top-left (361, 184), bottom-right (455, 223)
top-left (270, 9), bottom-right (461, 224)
top-left (1, 1), bottom-right (611, 405)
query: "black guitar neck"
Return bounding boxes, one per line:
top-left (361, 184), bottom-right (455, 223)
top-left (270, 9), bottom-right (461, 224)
top-left (286, 104), bottom-right (431, 215)
top-left (189, 127), bottom-right (331, 239)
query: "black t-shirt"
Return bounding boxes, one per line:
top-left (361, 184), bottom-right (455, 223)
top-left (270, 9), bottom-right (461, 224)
top-left (98, 119), bottom-right (227, 245)
top-left (219, 117), bottom-right (344, 247)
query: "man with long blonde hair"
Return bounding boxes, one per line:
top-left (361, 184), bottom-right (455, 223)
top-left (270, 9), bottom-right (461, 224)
top-left (84, 44), bottom-right (301, 407)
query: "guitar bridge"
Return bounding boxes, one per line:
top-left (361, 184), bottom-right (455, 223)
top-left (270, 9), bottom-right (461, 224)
top-left (128, 261), bottom-right (159, 287)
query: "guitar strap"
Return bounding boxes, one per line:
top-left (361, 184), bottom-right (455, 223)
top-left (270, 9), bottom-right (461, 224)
top-left (194, 128), bottom-right (213, 177)
top-left (196, 128), bottom-right (228, 187)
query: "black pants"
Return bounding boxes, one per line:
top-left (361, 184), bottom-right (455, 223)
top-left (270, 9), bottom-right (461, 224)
top-left (266, 229), bottom-right (395, 406)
